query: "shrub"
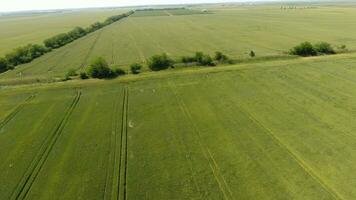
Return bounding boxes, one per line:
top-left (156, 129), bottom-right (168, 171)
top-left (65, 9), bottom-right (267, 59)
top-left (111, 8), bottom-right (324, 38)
top-left (147, 53), bottom-right (173, 71)
top-left (195, 52), bottom-right (204, 63)
top-left (0, 58), bottom-right (8, 73)
top-left (66, 68), bottom-right (78, 77)
top-left (199, 54), bottom-right (215, 66)
top-left (250, 50), bottom-right (256, 58)
top-left (214, 51), bottom-right (229, 62)
top-left (290, 42), bottom-right (317, 57)
top-left (130, 63), bottom-right (142, 74)
top-left (79, 72), bottom-right (89, 79)
top-left (87, 57), bottom-right (114, 79)
top-left (114, 68), bottom-right (126, 76)
top-left (314, 42), bottom-right (335, 55)
top-left (181, 56), bottom-right (196, 63)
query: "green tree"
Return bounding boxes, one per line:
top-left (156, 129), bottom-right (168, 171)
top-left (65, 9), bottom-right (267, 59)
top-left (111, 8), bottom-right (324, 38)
top-left (147, 53), bottom-right (173, 71)
top-left (314, 42), bottom-right (335, 55)
top-left (130, 63), bottom-right (142, 74)
top-left (250, 50), bottom-right (256, 57)
top-left (87, 57), bottom-right (114, 79)
top-left (290, 42), bottom-right (317, 57)
top-left (0, 58), bottom-right (8, 73)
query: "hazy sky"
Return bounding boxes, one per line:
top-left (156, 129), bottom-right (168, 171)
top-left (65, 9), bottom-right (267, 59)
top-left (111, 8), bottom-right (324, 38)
top-left (0, 0), bottom-right (281, 12)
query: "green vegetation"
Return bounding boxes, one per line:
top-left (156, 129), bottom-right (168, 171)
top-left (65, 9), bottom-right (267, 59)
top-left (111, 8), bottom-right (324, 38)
top-left (147, 53), bottom-right (173, 71)
top-left (3, 5), bottom-right (356, 80)
top-left (290, 41), bottom-right (336, 57)
top-left (87, 57), bottom-right (114, 79)
top-left (0, 10), bottom-right (133, 75)
top-left (0, 8), bottom-right (130, 56)
top-left (3, 4), bottom-right (356, 199)
top-left (2, 53), bottom-right (356, 199)
top-left (130, 63), bottom-right (142, 74)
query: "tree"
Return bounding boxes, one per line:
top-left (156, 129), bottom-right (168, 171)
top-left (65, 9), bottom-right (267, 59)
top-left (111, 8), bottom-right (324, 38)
top-left (290, 42), bottom-right (317, 57)
top-left (314, 42), bottom-right (335, 55)
top-left (147, 53), bottom-right (173, 71)
top-left (195, 52), bottom-right (204, 64)
top-left (87, 57), bottom-right (114, 79)
top-left (0, 58), bottom-right (8, 73)
top-left (68, 27), bottom-right (86, 40)
top-left (250, 50), bottom-right (256, 57)
top-left (199, 54), bottom-right (215, 66)
top-left (114, 68), bottom-right (126, 76)
top-left (79, 72), bottom-right (89, 79)
top-left (130, 63), bottom-right (142, 74)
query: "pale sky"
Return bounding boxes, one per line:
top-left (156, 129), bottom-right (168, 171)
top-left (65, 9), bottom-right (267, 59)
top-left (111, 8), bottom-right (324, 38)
top-left (0, 0), bottom-right (282, 12)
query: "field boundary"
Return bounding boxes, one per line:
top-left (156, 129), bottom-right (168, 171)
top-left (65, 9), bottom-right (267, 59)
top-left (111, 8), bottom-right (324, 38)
top-left (10, 89), bottom-right (82, 200)
top-left (168, 81), bottom-right (233, 200)
top-left (0, 94), bottom-right (36, 131)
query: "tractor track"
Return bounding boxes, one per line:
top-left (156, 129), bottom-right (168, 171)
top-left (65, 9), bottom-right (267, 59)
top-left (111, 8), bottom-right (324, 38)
top-left (118, 87), bottom-right (129, 200)
top-left (168, 81), bottom-right (233, 200)
top-left (0, 94), bottom-right (36, 131)
top-left (77, 30), bottom-right (103, 71)
top-left (10, 90), bottom-right (82, 200)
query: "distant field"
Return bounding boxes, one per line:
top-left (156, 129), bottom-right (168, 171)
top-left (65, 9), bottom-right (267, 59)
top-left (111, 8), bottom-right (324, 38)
top-left (2, 5), bottom-right (356, 80)
top-left (0, 8), bottom-right (128, 56)
top-left (2, 53), bottom-right (356, 199)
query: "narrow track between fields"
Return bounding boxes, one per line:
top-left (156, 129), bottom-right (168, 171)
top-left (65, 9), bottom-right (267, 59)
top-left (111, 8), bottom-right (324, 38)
top-left (10, 90), bottom-right (82, 200)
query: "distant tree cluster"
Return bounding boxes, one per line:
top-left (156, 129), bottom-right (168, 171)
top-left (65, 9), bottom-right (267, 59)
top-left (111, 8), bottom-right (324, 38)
top-left (290, 41), bottom-right (336, 57)
top-left (0, 10), bottom-right (134, 75)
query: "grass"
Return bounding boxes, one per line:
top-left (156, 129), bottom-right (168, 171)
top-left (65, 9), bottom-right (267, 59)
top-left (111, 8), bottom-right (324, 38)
top-left (2, 52), bottom-right (356, 199)
top-left (2, 4), bottom-right (356, 80)
top-left (3, 3), bottom-right (356, 199)
top-left (0, 8), bottom-right (129, 56)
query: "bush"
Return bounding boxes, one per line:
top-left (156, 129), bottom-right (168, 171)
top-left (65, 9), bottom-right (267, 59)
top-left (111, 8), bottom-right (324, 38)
top-left (66, 68), bottom-right (78, 77)
top-left (214, 51), bottom-right (229, 62)
top-left (314, 42), bottom-right (335, 55)
top-left (114, 68), bottom-right (126, 76)
top-left (0, 58), bottom-right (8, 73)
top-left (195, 52), bottom-right (204, 63)
top-left (181, 56), bottom-right (196, 63)
top-left (290, 42), bottom-right (317, 57)
top-left (130, 63), bottom-right (142, 74)
top-left (250, 50), bottom-right (256, 57)
top-left (87, 57), bottom-right (114, 79)
top-left (79, 72), bottom-right (89, 79)
top-left (200, 55), bottom-right (215, 66)
top-left (147, 53), bottom-right (173, 71)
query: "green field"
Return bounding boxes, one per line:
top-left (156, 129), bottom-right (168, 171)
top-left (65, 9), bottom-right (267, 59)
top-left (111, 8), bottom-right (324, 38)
top-left (0, 8), bottom-right (128, 56)
top-left (2, 2), bottom-right (356, 199)
top-left (1, 52), bottom-right (356, 199)
top-left (2, 5), bottom-right (356, 81)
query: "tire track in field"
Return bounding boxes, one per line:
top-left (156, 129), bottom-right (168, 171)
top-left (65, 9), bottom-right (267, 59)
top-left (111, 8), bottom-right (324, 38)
top-left (103, 90), bottom-right (122, 200)
top-left (119, 87), bottom-right (129, 200)
top-left (168, 81), bottom-right (233, 200)
top-left (10, 90), bottom-right (82, 200)
top-left (0, 94), bottom-right (36, 131)
top-left (105, 87), bottom-right (128, 200)
top-left (237, 105), bottom-right (342, 200)
top-left (77, 30), bottom-right (103, 71)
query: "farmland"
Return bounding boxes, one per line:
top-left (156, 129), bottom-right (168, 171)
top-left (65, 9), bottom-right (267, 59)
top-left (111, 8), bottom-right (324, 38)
top-left (2, 2), bottom-right (356, 200)
top-left (1, 52), bottom-right (356, 199)
top-left (0, 8), bottom-right (128, 56)
top-left (2, 5), bottom-right (356, 81)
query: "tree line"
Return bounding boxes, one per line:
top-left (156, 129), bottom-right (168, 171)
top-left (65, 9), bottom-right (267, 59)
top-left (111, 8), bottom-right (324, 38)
top-left (0, 10), bottom-right (134, 74)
